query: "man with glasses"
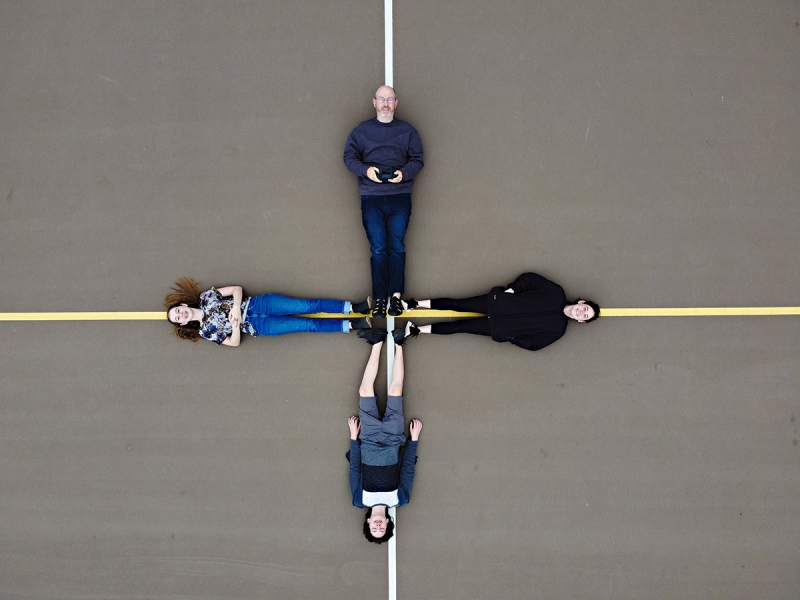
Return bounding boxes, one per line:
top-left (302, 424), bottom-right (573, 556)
top-left (344, 85), bottom-right (424, 319)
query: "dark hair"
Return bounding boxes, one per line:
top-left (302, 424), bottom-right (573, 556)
top-left (575, 299), bottom-right (600, 323)
top-left (363, 507), bottom-right (395, 544)
top-left (164, 277), bottom-right (203, 341)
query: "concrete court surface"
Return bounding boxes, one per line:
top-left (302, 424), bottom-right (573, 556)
top-left (1, 1), bottom-right (798, 598)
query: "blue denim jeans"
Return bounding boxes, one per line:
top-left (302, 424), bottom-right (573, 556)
top-left (361, 193), bottom-right (412, 299)
top-left (244, 294), bottom-right (348, 336)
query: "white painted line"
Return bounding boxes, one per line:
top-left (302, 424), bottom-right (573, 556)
top-left (386, 317), bottom-right (395, 382)
top-left (384, 0), bottom-right (393, 87)
top-left (388, 505), bottom-right (397, 599)
top-left (384, 1), bottom-right (395, 596)
top-left (385, 315), bottom-right (396, 600)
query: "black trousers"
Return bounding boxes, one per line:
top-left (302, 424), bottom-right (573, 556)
top-left (430, 295), bottom-right (491, 336)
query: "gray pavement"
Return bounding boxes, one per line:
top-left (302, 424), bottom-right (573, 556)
top-left (1, 1), bottom-right (798, 598)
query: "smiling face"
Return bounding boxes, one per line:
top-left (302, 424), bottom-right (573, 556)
top-left (372, 85), bottom-right (397, 122)
top-left (563, 300), bottom-right (596, 323)
top-left (167, 303), bottom-right (195, 326)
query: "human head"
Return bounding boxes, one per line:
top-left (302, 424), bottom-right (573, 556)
top-left (373, 85), bottom-right (397, 123)
top-left (565, 299), bottom-right (600, 323)
top-left (363, 506), bottom-right (394, 544)
top-left (167, 304), bottom-right (196, 326)
top-left (164, 277), bottom-right (203, 341)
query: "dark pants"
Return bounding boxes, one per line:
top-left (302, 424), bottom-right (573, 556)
top-left (430, 295), bottom-right (491, 336)
top-left (361, 194), bottom-right (412, 300)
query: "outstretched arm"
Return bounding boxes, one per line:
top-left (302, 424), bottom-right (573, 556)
top-left (358, 342), bottom-right (383, 397)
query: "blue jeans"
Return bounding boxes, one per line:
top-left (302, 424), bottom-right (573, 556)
top-left (361, 194), bottom-right (412, 299)
top-left (359, 395), bottom-right (407, 446)
top-left (244, 294), bottom-right (348, 336)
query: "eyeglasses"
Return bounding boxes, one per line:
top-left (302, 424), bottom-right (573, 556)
top-left (375, 97), bottom-right (396, 104)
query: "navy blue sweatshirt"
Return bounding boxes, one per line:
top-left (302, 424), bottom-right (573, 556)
top-left (343, 118), bottom-right (424, 196)
top-left (347, 439), bottom-right (419, 508)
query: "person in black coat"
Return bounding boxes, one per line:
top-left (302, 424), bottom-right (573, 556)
top-left (392, 272), bottom-right (599, 351)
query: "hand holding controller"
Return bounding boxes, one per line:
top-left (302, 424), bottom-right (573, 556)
top-left (379, 166), bottom-right (396, 181)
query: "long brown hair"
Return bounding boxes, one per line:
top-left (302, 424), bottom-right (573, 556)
top-left (165, 277), bottom-right (203, 341)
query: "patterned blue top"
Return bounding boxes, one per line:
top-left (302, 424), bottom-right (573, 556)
top-left (198, 288), bottom-right (252, 344)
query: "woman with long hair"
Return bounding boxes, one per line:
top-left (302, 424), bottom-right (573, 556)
top-left (165, 278), bottom-right (372, 347)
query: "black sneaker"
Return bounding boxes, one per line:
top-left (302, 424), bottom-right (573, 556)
top-left (392, 322), bottom-right (420, 346)
top-left (405, 298), bottom-right (419, 311)
top-left (350, 317), bottom-right (372, 330)
top-left (388, 296), bottom-right (405, 317)
top-left (351, 296), bottom-right (372, 315)
top-left (357, 328), bottom-right (388, 345)
top-left (372, 298), bottom-right (387, 319)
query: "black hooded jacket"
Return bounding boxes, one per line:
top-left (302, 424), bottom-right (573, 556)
top-left (487, 272), bottom-right (569, 351)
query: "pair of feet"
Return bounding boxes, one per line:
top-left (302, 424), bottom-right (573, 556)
top-left (357, 321), bottom-right (420, 346)
top-left (348, 297), bottom-right (374, 331)
top-left (352, 296), bottom-right (420, 319)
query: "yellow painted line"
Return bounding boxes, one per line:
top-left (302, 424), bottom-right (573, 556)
top-left (600, 307), bottom-right (800, 317)
top-left (301, 310), bottom-right (486, 318)
top-left (2, 307), bottom-right (799, 321)
top-left (0, 312), bottom-right (167, 321)
top-left (0, 311), bottom-right (481, 321)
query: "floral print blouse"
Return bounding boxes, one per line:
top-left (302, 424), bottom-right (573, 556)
top-left (198, 288), bottom-right (253, 344)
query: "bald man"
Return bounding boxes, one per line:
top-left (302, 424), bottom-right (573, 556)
top-left (344, 85), bottom-right (424, 319)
